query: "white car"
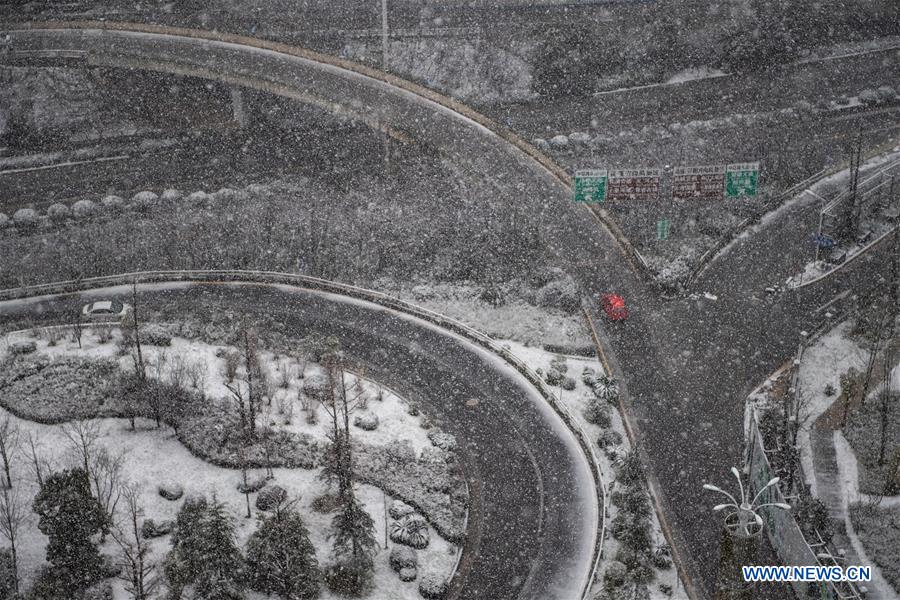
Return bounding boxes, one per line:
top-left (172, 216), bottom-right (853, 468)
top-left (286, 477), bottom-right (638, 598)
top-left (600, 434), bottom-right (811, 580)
top-left (81, 299), bottom-right (130, 320)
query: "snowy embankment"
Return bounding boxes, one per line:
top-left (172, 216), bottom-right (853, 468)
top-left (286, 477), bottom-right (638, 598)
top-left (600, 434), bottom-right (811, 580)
top-left (499, 340), bottom-right (687, 600)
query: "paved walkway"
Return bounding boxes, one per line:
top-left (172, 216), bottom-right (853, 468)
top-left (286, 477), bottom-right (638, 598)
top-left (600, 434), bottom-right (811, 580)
top-left (809, 422), bottom-right (893, 599)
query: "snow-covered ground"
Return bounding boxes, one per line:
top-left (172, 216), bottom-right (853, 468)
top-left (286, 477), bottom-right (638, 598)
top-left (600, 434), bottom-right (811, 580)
top-left (0, 326), bottom-right (459, 599)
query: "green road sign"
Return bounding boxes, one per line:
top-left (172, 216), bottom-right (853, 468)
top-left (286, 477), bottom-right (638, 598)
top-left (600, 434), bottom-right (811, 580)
top-left (656, 218), bottom-right (670, 240)
top-left (573, 169), bottom-right (608, 203)
top-left (725, 162), bottom-right (760, 198)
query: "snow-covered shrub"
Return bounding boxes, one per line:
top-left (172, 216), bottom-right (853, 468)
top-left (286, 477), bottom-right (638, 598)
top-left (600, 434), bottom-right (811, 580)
top-left (418, 571), bottom-right (448, 599)
top-left (256, 484), bottom-right (287, 511)
top-left (604, 560), bottom-right (628, 586)
top-left (399, 567), bottom-right (417, 582)
top-left (389, 545), bottom-right (417, 571)
top-left (548, 134), bottom-right (569, 149)
top-left (597, 429), bottom-right (623, 449)
top-left (0, 213), bottom-right (8, 229)
top-left (593, 375), bottom-right (620, 403)
top-left (9, 340), bottom-right (36, 355)
top-left (859, 88), bottom-right (880, 106)
top-left (584, 398), bottom-right (612, 428)
top-left (550, 355), bottom-right (568, 373)
top-left (101, 195), bottom-right (125, 212)
top-left (562, 376), bottom-right (576, 391)
top-left (12, 208), bottom-right (37, 229)
top-left (131, 190), bottom-right (159, 212)
top-left (301, 374), bottom-right (330, 403)
top-left (581, 367), bottom-right (597, 386)
top-left (158, 481), bottom-right (184, 501)
top-left (407, 403), bottom-right (421, 416)
top-left (427, 430), bottom-right (458, 452)
top-left (545, 368), bottom-right (564, 386)
top-left (569, 131), bottom-right (591, 145)
top-left (186, 191), bottom-right (210, 206)
top-left (536, 276), bottom-right (579, 312)
top-left (160, 188), bottom-right (182, 203)
top-left (237, 475), bottom-right (268, 494)
top-left (46, 203), bottom-right (70, 222)
top-left (391, 516), bottom-right (429, 549)
top-left (71, 199), bottom-right (97, 218)
top-left (0, 356), bottom-right (119, 422)
top-left (353, 411), bottom-right (379, 431)
top-left (533, 138), bottom-right (550, 151)
top-left (877, 86), bottom-right (896, 103)
top-left (652, 545), bottom-right (672, 570)
top-left (80, 580), bottom-right (113, 600)
top-left (138, 324), bottom-right (171, 346)
top-left (141, 518), bottom-right (174, 539)
top-left (389, 500), bottom-right (415, 520)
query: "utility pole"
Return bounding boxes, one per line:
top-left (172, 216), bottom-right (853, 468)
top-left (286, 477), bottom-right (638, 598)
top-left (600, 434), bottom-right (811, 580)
top-left (381, 0), bottom-right (389, 72)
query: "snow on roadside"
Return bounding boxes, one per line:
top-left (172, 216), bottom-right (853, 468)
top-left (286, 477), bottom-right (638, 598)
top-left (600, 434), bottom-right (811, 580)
top-left (499, 340), bottom-right (688, 600)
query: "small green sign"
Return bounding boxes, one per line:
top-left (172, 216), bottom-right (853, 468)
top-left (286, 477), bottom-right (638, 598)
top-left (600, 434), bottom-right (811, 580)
top-left (656, 218), bottom-right (670, 240)
top-left (573, 169), bottom-right (608, 203)
top-left (725, 162), bottom-right (760, 198)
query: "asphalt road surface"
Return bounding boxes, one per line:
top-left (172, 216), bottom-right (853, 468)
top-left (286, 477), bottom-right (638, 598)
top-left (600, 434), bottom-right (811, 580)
top-left (0, 282), bottom-right (598, 600)
top-left (3, 24), bottom-right (898, 600)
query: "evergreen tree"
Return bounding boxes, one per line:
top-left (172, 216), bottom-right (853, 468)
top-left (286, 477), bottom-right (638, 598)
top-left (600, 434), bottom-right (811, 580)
top-left (246, 508), bottom-right (320, 599)
top-left (31, 468), bottom-right (106, 596)
top-left (164, 495), bottom-right (245, 600)
top-left (0, 549), bottom-right (14, 600)
top-left (326, 494), bottom-right (376, 596)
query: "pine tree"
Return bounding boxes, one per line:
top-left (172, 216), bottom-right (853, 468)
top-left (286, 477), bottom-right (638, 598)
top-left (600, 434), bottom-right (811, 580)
top-left (32, 468), bottom-right (106, 595)
top-left (326, 494), bottom-right (376, 596)
top-left (164, 495), bottom-right (245, 600)
top-left (246, 508), bottom-right (320, 599)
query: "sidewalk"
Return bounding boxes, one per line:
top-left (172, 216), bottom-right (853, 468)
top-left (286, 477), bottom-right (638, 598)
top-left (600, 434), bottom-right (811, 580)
top-left (808, 419), bottom-right (895, 599)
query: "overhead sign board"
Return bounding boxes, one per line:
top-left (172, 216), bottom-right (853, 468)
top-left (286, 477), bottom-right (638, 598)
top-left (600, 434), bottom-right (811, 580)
top-left (673, 164), bottom-right (726, 200)
top-left (726, 162), bottom-right (760, 198)
top-left (606, 168), bottom-right (661, 201)
top-left (573, 169), bottom-right (608, 203)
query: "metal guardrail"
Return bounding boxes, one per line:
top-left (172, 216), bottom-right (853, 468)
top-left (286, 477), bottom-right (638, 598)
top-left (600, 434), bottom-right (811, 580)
top-left (0, 269), bottom-right (609, 600)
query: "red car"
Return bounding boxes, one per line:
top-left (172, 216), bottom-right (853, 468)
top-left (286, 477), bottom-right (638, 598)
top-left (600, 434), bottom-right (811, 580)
top-left (601, 294), bottom-right (628, 321)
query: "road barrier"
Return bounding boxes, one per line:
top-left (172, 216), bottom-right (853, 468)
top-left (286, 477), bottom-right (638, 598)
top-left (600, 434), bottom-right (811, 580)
top-left (0, 269), bottom-right (608, 600)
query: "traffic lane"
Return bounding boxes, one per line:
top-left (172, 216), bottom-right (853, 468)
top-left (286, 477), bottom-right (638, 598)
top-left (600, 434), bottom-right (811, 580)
top-left (0, 282), bottom-right (598, 600)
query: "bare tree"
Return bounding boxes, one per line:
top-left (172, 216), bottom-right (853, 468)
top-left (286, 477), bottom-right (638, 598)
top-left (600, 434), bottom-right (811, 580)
top-left (24, 431), bottom-right (52, 487)
top-left (225, 382), bottom-right (252, 441)
top-left (129, 282), bottom-right (146, 381)
top-left (0, 416), bottom-right (19, 488)
top-left (0, 487), bottom-right (27, 596)
top-left (319, 351), bottom-right (367, 501)
top-left (239, 446), bottom-right (252, 519)
top-left (61, 420), bottom-right (101, 477)
top-left (111, 483), bottom-right (158, 600)
top-left (72, 309), bottom-right (84, 350)
top-left (89, 446), bottom-right (126, 534)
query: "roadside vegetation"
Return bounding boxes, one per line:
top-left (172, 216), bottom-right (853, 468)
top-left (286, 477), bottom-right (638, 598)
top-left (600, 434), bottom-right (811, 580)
top-left (0, 315), bottom-right (464, 600)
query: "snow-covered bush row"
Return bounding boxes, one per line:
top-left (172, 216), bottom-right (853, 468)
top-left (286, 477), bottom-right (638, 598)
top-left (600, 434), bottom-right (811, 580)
top-left (0, 159), bottom-right (555, 290)
top-left (0, 187), bottom-right (241, 237)
top-left (355, 440), bottom-right (467, 542)
top-left (0, 355), bottom-right (121, 422)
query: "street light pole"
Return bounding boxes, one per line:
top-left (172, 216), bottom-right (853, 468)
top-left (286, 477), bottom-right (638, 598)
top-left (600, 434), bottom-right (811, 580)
top-left (704, 467), bottom-right (791, 600)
